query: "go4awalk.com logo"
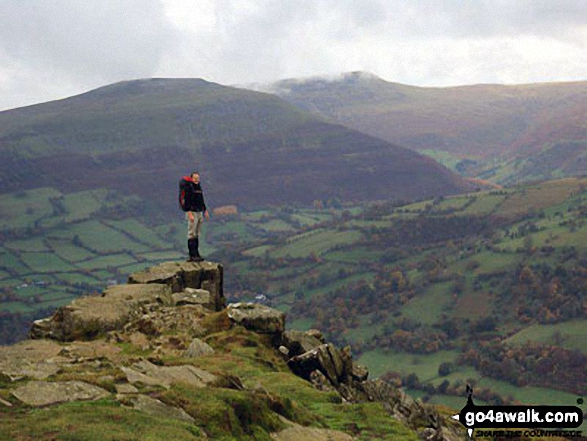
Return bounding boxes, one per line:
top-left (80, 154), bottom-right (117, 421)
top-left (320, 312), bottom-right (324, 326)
top-left (452, 386), bottom-right (584, 439)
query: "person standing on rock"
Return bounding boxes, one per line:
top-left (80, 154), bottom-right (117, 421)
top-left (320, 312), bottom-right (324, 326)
top-left (179, 172), bottom-right (210, 262)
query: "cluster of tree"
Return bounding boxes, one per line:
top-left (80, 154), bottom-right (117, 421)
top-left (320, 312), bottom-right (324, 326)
top-left (361, 215), bottom-right (495, 249)
top-left (460, 340), bottom-right (587, 395)
top-left (290, 269), bottom-right (417, 336)
top-left (507, 260), bottom-right (587, 323)
top-left (370, 327), bottom-right (449, 354)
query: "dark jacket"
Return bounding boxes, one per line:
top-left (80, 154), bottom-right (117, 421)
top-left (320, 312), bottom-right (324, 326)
top-left (180, 176), bottom-right (207, 212)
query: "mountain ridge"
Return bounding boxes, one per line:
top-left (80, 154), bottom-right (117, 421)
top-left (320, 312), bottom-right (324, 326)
top-left (258, 72), bottom-right (587, 184)
top-left (0, 77), bottom-right (473, 209)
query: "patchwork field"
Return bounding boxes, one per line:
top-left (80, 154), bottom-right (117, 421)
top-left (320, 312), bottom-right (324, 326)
top-left (1, 177), bottom-right (586, 414)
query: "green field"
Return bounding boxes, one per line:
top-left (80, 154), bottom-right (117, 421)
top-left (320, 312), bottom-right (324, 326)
top-left (0, 188), bottom-right (61, 229)
top-left (358, 349), bottom-right (461, 380)
top-left (0, 178), bottom-right (585, 412)
top-left (506, 321), bottom-right (587, 353)
top-left (400, 282), bottom-right (454, 325)
top-left (19, 252), bottom-right (78, 273)
top-left (47, 238), bottom-right (96, 262)
top-left (272, 230), bottom-right (363, 258)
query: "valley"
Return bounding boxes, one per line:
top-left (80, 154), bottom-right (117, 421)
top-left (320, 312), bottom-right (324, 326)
top-left (1, 178), bottom-right (585, 420)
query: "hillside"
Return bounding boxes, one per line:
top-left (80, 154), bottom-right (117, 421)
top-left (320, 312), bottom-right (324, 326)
top-left (0, 78), bottom-right (472, 209)
top-left (1, 174), bottom-right (586, 435)
top-left (198, 177), bottom-right (587, 418)
top-left (0, 261), bottom-right (466, 440)
top-left (259, 72), bottom-right (587, 185)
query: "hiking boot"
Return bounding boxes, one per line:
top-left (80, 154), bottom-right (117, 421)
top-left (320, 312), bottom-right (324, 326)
top-left (193, 238), bottom-right (204, 261)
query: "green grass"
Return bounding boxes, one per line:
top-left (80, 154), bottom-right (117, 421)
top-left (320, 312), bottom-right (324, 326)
top-left (0, 187), bottom-right (61, 229)
top-left (471, 251), bottom-right (520, 274)
top-left (54, 273), bottom-right (101, 284)
top-left (400, 281), bottom-right (454, 325)
top-left (0, 249), bottom-right (31, 273)
top-left (255, 219), bottom-right (295, 232)
top-left (290, 212), bottom-right (330, 226)
top-left (289, 317), bottom-right (315, 331)
top-left (358, 350), bottom-right (461, 380)
top-left (242, 245), bottom-right (272, 257)
top-left (303, 271), bottom-right (376, 300)
top-left (506, 321), bottom-right (587, 353)
top-left (39, 289), bottom-right (75, 302)
top-left (4, 237), bottom-right (50, 252)
top-left (47, 238), bottom-right (96, 262)
top-left (75, 253), bottom-right (136, 270)
top-left (0, 399), bottom-right (204, 441)
top-left (65, 220), bottom-right (151, 253)
top-left (308, 401), bottom-right (419, 441)
top-left (433, 196), bottom-right (472, 212)
top-left (61, 189), bottom-right (106, 222)
top-left (324, 246), bottom-right (384, 263)
top-left (461, 194), bottom-right (506, 215)
top-left (19, 252), bottom-right (78, 273)
top-left (272, 230), bottom-right (363, 258)
top-left (104, 219), bottom-right (169, 248)
top-left (0, 301), bottom-right (36, 313)
top-left (477, 377), bottom-right (579, 405)
top-left (344, 315), bottom-right (385, 342)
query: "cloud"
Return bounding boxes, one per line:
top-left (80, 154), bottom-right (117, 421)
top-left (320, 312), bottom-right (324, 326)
top-left (0, 0), bottom-right (173, 110)
top-left (0, 0), bottom-right (586, 110)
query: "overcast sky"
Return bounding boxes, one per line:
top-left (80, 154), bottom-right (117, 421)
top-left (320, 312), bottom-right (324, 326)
top-left (1, 0), bottom-right (586, 111)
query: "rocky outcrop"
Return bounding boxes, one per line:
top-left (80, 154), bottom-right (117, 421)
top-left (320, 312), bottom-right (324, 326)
top-left (29, 261), bottom-right (224, 341)
top-left (277, 328), bottom-right (463, 440)
top-left (5, 260), bottom-right (465, 440)
top-left (128, 261), bottom-right (224, 311)
top-left (172, 288), bottom-right (215, 310)
top-left (29, 284), bottom-right (173, 341)
top-left (227, 302), bottom-right (285, 334)
top-left (0, 340), bottom-right (63, 380)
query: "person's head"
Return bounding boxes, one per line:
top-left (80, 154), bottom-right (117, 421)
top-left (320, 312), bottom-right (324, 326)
top-left (191, 172), bottom-right (200, 184)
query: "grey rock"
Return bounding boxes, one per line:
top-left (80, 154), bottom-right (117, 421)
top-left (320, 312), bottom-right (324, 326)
top-left (305, 329), bottom-right (325, 343)
top-left (185, 338), bottom-right (214, 358)
top-left (12, 381), bottom-right (110, 406)
top-left (351, 363), bottom-right (369, 382)
top-left (309, 370), bottom-right (334, 392)
top-left (0, 340), bottom-right (63, 380)
top-left (122, 360), bottom-right (216, 389)
top-left (29, 284), bottom-right (172, 341)
top-left (102, 284), bottom-right (173, 307)
top-left (227, 303), bottom-right (285, 334)
top-left (128, 261), bottom-right (225, 311)
top-left (115, 383), bottom-right (139, 394)
top-left (282, 330), bottom-right (322, 357)
top-left (288, 344), bottom-right (344, 386)
top-left (173, 288), bottom-right (214, 309)
top-left (131, 395), bottom-right (195, 423)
